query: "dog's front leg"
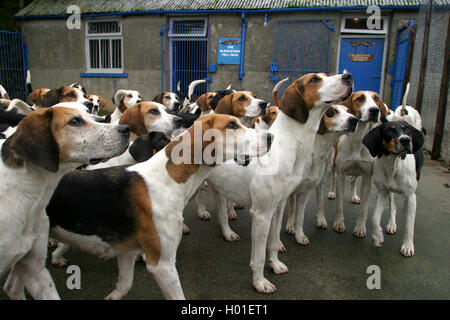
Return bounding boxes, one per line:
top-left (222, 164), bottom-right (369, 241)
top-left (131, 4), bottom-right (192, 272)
top-left (212, 190), bottom-right (240, 242)
top-left (371, 191), bottom-right (388, 247)
top-left (333, 171), bottom-right (346, 232)
top-left (385, 192), bottom-right (397, 234)
top-left (316, 177), bottom-right (328, 229)
top-left (354, 174), bottom-right (372, 237)
top-left (400, 194), bottom-right (416, 257)
top-left (293, 190), bottom-right (314, 245)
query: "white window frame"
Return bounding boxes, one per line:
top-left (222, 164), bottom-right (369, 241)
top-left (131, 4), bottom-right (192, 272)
top-left (340, 14), bottom-right (389, 35)
top-left (168, 17), bottom-right (208, 37)
top-left (85, 17), bottom-right (124, 73)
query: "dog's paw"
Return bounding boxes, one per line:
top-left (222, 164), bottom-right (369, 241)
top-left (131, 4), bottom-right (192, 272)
top-left (269, 260), bottom-right (289, 275)
top-left (316, 216), bottom-right (328, 229)
top-left (224, 230), bottom-right (240, 242)
top-left (285, 224), bottom-right (295, 235)
top-left (385, 222), bottom-right (397, 234)
top-left (400, 242), bottom-right (415, 257)
top-left (51, 257), bottom-right (68, 268)
top-left (333, 221), bottom-right (346, 233)
top-left (198, 210), bottom-right (211, 221)
top-left (278, 241), bottom-right (286, 253)
top-left (182, 223), bottom-right (190, 235)
top-left (372, 231), bottom-right (384, 248)
top-left (228, 209), bottom-right (238, 220)
top-left (327, 192), bottom-right (336, 200)
top-left (295, 234), bottom-right (310, 246)
top-left (353, 224), bottom-right (367, 238)
top-left (253, 278), bottom-right (277, 294)
top-left (351, 195), bottom-right (361, 204)
top-left (48, 238), bottom-right (59, 249)
top-left (234, 203), bottom-right (245, 210)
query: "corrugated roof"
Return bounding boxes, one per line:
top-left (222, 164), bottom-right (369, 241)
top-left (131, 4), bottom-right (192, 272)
top-left (16, 0), bottom-right (450, 17)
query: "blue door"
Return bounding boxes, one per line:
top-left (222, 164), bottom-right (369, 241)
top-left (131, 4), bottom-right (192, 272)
top-left (339, 37), bottom-right (385, 93)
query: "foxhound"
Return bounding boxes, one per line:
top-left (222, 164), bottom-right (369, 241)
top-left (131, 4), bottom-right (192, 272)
top-left (152, 92), bottom-right (181, 112)
top-left (29, 86), bottom-right (93, 110)
top-left (118, 101), bottom-right (182, 140)
top-left (44, 114), bottom-right (272, 300)
top-left (206, 73), bottom-right (353, 293)
top-left (87, 94), bottom-right (107, 116)
top-left (285, 104), bottom-right (358, 244)
top-left (0, 104), bottom-right (130, 300)
top-left (110, 90), bottom-right (143, 123)
top-left (363, 121), bottom-right (424, 256)
top-left (330, 91), bottom-right (386, 237)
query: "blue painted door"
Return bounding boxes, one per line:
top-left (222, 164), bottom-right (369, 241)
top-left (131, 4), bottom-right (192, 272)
top-left (339, 37), bottom-right (385, 93)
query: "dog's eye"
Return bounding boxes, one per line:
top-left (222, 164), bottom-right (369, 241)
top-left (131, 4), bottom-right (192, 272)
top-left (238, 95), bottom-right (247, 102)
top-left (310, 77), bottom-right (320, 83)
top-left (164, 96), bottom-right (171, 100)
top-left (67, 92), bottom-right (76, 98)
top-left (68, 117), bottom-right (84, 126)
top-left (356, 95), bottom-right (365, 103)
top-left (325, 108), bottom-right (336, 117)
top-left (127, 94), bottom-right (132, 98)
top-left (148, 109), bottom-right (160, 115)
top-left (226, 121), bottom-right (237, 129)
top-left (374, 96), bottom-right (379, 102)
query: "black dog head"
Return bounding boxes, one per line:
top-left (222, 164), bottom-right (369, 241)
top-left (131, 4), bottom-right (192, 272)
top-left (363, 121), bottom-right (424, 159)
top-left (129, 131), bottom-right (171, 163)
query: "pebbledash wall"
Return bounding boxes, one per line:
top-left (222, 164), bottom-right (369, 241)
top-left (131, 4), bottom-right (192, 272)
top-left (18, 10), bottom-right (418, 108)
top-left (15, 6), bottom-right (450, 161)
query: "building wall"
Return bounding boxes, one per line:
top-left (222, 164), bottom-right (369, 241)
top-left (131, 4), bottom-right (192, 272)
top-left (407, 8), bottom-right (449, 162)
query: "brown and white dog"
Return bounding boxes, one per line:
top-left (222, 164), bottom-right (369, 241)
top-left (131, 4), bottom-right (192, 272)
top-left (110, 90), bottom-right (143, 123)
top-left (28, 86), bottom-right (93, 110)
top-left (87, 94), bottom-right (107, 116)
top-left (285, 104), bottom-right (358, 244)
top-left (206, 73), bottom-right (353, 293)
top-left (329, 90), bottom-right (386, 237)
top-left (44, 114), bottom-right (273, 300)
top-left (0, 104), bottom-right (130, 300)
top-left (152, 92), bottom-right (181, 112)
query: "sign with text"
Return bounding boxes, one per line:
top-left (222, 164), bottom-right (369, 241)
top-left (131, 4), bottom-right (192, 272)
top-left (218, 38), bottom-right (241, 65)
top-left (348, 53), bottom-right (374, 62)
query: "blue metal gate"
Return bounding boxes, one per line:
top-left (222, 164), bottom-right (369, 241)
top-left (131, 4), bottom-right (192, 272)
top-left (0, 31), bottom-right (28, 101)
top-left (389, 20), bottom-right (414, 109)
top-left (270, 19), bottom-right (335, 102)
top-left (161, 22), bottom-right (210, 98)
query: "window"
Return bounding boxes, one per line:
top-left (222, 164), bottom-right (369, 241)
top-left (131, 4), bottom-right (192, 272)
top-left (85, 19), bottom-right (123, 73)
top-left (168, 18), bottom-right (208, 37)
top-left (340, 15), bottom-right (389, 34)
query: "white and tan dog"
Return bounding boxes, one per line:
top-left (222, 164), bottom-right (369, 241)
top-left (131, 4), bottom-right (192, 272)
top-left (110, 90), bottom-right (143, 123)
top-left (331, 91), bottom-right (386, 237)
top-left (0, 104), bottom-right (130, 300)
top-left (44, 114), bottom-right (272, 300)
top-left (206, 73), bottom-right (353, 293)
top-left (285, 104), bottom-right (358, 244)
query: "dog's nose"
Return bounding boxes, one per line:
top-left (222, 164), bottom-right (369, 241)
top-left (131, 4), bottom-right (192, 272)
top-left (399, 136), bottom-right (411, 146)
top-left (266, 132), bottom-right (274, 148)
top-left (369, 107), bottom-right (379, 116)
top-left (136, 99), bottom-right (142, 104)
top-left (349, 116), bottom-right (358, 127)
top-left (117, 125), bottom-right (130, 135)
top-left (342, 73), bottom-right (353, 84)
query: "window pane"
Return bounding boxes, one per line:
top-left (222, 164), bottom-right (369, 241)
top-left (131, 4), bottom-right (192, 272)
top-left (344, 18), bottom-right (384, 30)
top-left (89, 39), bottom-right (99, 69)
top-left (101, 39), bottom-right (110, 69)
top-left (88, 21), bottom-right (120, 34)
top-left (112, 39), bottom-right (122, 68)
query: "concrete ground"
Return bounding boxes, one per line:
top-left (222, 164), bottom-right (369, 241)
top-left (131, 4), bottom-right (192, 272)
top-left (1, 157), bottom-right (449, 300)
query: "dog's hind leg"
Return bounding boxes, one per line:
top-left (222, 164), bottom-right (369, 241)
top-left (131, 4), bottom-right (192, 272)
top-left (350, 176), bottom-right (361, 204)
top-left (51, 242), bottom-right (70, 267)
top-left (105, 253), bottom-right (136, 300)
top-left (213, 189), bottom-right (240, 241)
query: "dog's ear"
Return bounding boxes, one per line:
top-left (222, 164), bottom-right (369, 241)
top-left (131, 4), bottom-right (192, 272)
top-left (2, 108), bottom-right (59, 172)
top-left (317, 116), bottom-right (327, 134)
top-left (152, 93), bottom-right (164, 104)
top-left (119, 103), bottom-right (147, 136)
top-left (362, 125), bottom-right (384, 158)
top-left (214, 94), bottom-right (233, 115)
top-left (129, 134), bottom-right (154, 162)
top-left (98, 96), bottom-right (106, 110)
top-left (406, 122), bottom-right (425, 153)
top-left (279, 79), bottom-right (308, 123)
top-left (42, 88), bottom-right (63, 107)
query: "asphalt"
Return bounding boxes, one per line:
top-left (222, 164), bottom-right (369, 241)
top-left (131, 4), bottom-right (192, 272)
top-left (1, 156), bottom-right (449, 300)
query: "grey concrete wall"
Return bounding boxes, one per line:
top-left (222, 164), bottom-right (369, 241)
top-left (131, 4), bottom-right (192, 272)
top-left (407, 8), bottom-right (449, 162)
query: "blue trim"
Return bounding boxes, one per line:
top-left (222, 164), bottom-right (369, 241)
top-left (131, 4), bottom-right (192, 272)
top-left (80, 73), bottom-right (128, 78)
top-left (15, 5), bottom-right (443, 20)
top-left (239, 12), bottom-right (247, 82)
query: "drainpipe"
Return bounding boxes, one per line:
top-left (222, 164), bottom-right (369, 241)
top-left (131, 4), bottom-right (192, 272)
top-left (239, 12), bottom-right (247, 82)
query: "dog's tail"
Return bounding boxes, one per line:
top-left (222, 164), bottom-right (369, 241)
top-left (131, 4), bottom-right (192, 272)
top-left (401, 82), bottom-right (410, 111)
top-left (272, 78), bottom-right (289, 107)
top-left (6, 99), bottom-right (34, 114)
top-left (187, 79), bottom-right (206, 102)
top-left (26, 70), bottom-right (33, 95)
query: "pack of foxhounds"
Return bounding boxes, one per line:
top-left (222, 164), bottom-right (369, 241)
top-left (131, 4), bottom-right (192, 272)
top-left (0, 71), bottom-right (426, 299)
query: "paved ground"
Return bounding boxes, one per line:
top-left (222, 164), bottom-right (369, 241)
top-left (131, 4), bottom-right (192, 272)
top-left (1, 156), bottom-right (449, 300)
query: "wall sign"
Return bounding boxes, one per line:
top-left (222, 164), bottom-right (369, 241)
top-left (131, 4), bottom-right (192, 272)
top-left (348, 53), bottom-right (374, 62)
top-left (218, 38), bottom-right (241, 65)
